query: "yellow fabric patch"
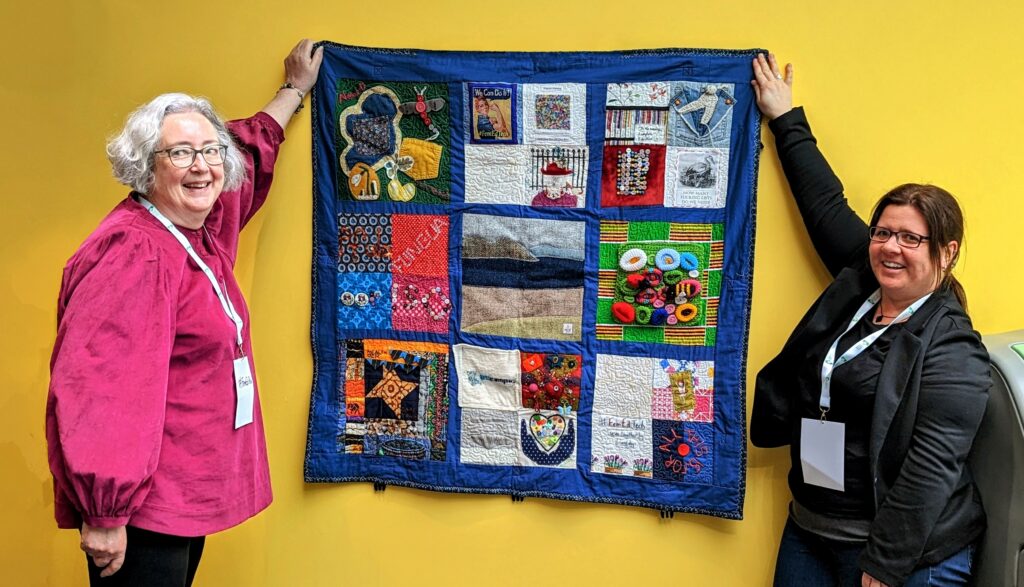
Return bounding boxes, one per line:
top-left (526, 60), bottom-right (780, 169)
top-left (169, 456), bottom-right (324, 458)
top-left (398, 138), bottom-right (443, 181)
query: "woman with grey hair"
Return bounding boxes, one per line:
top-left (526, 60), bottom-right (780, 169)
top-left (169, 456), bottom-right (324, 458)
top-left (45, 39), bottom-right (322, 585)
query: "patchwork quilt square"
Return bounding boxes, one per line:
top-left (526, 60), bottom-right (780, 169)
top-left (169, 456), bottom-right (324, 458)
top-left (520, 352), bottom-right (582, 411)
top-left (518, 409), bottom-right (577, 469)
top-left (338, 213), bottom-right (450, 333)
top-left (596, 220), bottom-right (723, 346)
top-left (336, 80), bottom-right (450, 203)
top-left (460, 214), bottom-right (585, 341)
top-left (338, 339), bottom-right (449, 460)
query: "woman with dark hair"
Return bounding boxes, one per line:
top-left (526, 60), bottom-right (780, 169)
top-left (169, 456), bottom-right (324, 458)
top-left (46, 40), bottom-right (322, 585)
top-left (750, 54), bottom-right (990, 587)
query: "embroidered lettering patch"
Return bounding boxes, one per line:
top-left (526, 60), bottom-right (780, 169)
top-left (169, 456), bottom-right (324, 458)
top-left (653, 421), bottom-right (714, 484)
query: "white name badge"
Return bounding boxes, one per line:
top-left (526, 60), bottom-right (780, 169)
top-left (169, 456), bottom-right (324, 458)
top-left (800, 418), bottom-right (845, 491)
top-left (233, 356), bottom-right (255, 429)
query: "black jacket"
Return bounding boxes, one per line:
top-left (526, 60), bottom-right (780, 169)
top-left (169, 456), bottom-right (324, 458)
top-left (751, 108), bottom-right (991, 586)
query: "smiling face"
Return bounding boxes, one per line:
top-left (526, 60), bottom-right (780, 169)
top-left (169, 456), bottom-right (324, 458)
top-left (869, 204), bottom-right (957, 306)
top-left (148, 112), bottom-right (225, 228)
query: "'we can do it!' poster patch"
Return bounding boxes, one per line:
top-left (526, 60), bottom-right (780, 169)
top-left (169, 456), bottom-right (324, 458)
top-left (306, 43), bottom-right (762, 519)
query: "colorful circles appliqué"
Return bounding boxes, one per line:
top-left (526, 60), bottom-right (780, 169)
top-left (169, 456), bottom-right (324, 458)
top-left (678, 252), bottom-right (699, 272)
top-left (655, 248), bottom-right (681, 271)
top-left (619, 248), bottom-right (648, 272)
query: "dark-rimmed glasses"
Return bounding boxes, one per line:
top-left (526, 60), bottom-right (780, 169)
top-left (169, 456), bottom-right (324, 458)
top-left (868, 226), bottom-right (930, 249)
top-left (155, 144), bottom-right (227, 168)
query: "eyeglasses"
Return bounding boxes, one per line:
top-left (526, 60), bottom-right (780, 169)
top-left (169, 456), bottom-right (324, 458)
top-left (868, 226), bottom-right (930, 249)
top-left (155, 144), bottom-right (227, 168)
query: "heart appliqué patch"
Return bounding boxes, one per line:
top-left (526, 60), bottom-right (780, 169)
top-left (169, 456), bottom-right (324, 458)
top-left (529, 413), bottom-right (566, 452)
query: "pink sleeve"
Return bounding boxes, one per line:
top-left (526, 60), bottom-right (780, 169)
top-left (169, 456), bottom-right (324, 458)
top-left (203, 112), bottom-right (285, 261)
top-left (47, 229), bottom-right (177, 527)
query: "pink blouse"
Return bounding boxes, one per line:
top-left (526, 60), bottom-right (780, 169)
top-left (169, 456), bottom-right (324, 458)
top-left (46, 112), bottom-right (285, 537)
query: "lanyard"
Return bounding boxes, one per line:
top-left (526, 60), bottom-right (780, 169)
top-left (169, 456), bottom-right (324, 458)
top-left (138, 197), bottom-right (245, 351)
top-left (818, 289), bottom-right (930, 415)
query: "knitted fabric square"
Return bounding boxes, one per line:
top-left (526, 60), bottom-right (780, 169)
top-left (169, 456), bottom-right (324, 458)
top-left (590, 414), bottom-right (654, 478)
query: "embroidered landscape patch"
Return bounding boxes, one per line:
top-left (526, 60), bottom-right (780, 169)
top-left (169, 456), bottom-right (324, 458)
top-left (307, 43), bottom-right (761, 519)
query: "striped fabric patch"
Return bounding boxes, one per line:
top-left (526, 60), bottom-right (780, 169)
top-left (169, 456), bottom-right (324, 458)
top-left (600, 220), bottom-right (629, 242)
top-left (664, 327), bottom-right (707, 345)
top-left (669, 223), bottom-right (713, 241)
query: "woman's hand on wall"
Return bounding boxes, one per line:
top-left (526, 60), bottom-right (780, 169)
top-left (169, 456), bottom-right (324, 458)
top-left (751, 52), bottom-right (793, 120)
top-left (80, 522), bottom-right (127, 577)
top-left (284, 38), bottom-right (324, 95)
top-left (263, 38), bottom-right (325, 128)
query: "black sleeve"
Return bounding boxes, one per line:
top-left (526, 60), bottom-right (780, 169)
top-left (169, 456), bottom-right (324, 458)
top-left (768, 107), bottom-right (870, 277)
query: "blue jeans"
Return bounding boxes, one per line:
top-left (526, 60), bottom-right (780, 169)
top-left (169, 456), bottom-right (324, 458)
top-left (773, 518), bottom-right (973, 586)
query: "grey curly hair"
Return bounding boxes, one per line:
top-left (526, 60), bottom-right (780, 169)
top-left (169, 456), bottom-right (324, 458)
top-left (106, 93), bottom-right (246, 194)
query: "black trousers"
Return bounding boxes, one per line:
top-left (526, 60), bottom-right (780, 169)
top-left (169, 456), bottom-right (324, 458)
top-left (86, 526), bottom-right (205, 587)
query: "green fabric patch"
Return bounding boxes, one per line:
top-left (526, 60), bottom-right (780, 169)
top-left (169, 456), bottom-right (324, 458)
top-left (628, 221), bottom-right (670, 241)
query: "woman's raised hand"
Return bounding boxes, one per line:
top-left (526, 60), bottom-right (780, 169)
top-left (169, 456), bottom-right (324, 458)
top-left (751, 53), bottom-right (793, 120)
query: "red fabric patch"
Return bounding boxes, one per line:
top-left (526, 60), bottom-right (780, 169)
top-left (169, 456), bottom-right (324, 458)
top-left (391, 214), bottom-right (449, 276)
top-left (391, 275), bottom-right (450, 333)
top-left (600, 145), bottom-right (666, 208)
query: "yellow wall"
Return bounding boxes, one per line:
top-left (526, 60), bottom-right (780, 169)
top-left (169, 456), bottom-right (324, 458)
top-left (3, 1), bottom-right (1022, 585)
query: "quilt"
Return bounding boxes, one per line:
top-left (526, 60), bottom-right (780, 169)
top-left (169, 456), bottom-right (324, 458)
top-left (304, 43), bottom-right (762, 518)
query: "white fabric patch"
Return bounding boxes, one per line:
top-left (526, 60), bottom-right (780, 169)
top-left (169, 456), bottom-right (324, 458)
top-left (464, 144), bottom-right (530, 204)
top-left (523, 83), bottom-right (586, 145)
top-left (590, 414), bottom-right (654, 477)
top-left (460, 408), bottom-right (518, 466)
top-left (606, 82), bottom-right (670, 107)
top-left (453, 343), bottom-right (521, 410)
top-left (593, 354), bottom-right (652, 418)
top-left (664, 146), bottom-right (729, 208)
